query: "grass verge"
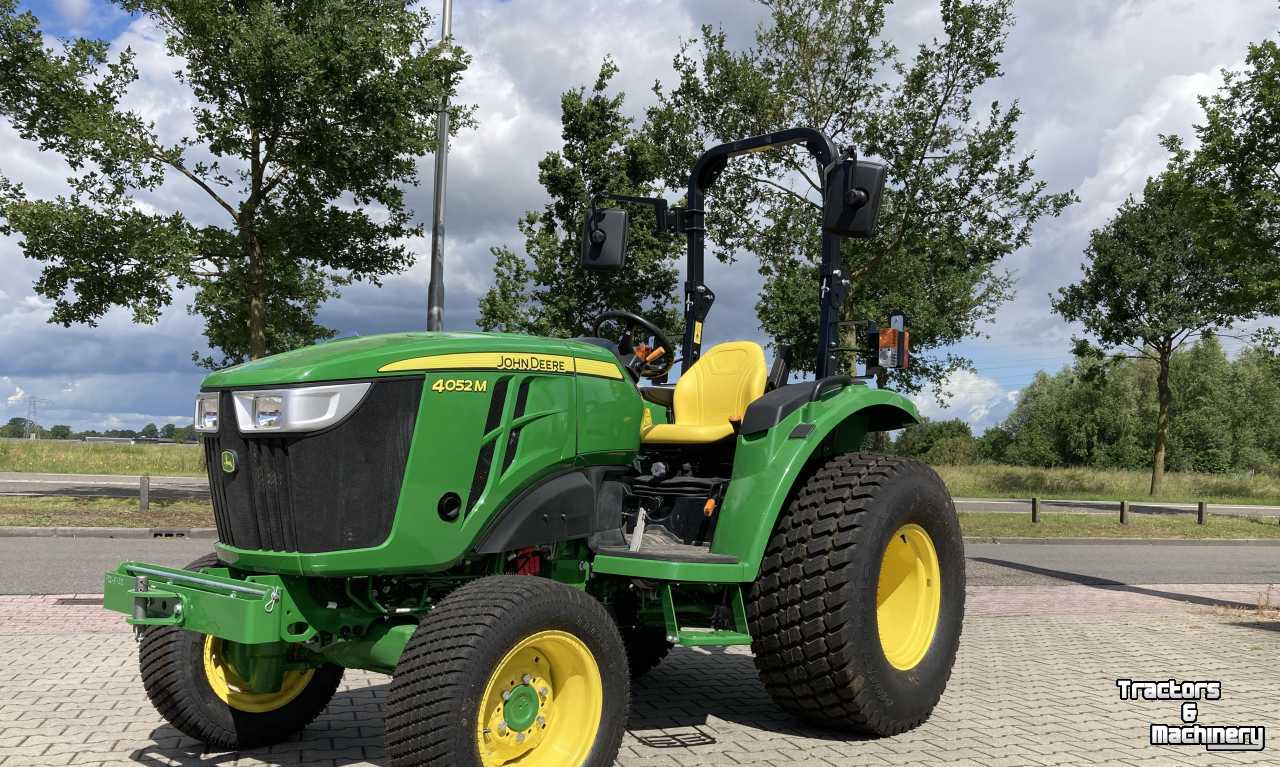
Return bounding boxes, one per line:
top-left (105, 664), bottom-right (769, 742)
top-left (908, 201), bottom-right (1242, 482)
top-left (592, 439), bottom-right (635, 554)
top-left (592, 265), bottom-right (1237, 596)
top-left (0, 496), bottom-right (213, 528)
top-left (936, 464), bottom-right (1280, 506)
top-left (0, 439), bottom-right (204, 476)
top-left (959, 511), bottom-right (1280, 539)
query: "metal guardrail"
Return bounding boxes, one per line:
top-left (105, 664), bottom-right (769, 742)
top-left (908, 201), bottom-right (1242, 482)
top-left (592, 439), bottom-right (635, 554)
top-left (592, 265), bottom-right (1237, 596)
top-left (1013, 497), bottom-right (1271, 525)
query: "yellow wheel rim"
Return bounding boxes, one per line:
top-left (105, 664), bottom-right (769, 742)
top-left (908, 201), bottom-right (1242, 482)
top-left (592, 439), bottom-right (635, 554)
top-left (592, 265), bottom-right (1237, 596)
top-left (202, 636), bottom-right (315, 713)
top-left (476, 630), bottom-right (602, 767)
top-left (876, 523), bottom-right (942, 671)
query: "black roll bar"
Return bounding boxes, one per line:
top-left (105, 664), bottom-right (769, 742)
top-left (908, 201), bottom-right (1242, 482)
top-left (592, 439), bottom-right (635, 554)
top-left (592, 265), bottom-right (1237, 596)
top-left (678, 127), bottom-right (847, 378)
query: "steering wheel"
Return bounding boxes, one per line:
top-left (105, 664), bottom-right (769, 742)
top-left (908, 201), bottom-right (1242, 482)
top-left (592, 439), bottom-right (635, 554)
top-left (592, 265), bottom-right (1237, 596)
top-left (590, 310), bottom-right (676, 380)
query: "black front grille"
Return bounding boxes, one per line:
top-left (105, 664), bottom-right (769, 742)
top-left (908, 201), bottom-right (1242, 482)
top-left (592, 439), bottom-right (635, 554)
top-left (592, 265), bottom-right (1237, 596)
top-left (204, 378), bottom-right (423, 553)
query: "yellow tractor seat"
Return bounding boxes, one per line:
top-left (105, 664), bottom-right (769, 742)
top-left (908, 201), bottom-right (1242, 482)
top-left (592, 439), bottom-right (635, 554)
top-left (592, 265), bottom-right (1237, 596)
top-left (641, 341), bottom-right (767, 445)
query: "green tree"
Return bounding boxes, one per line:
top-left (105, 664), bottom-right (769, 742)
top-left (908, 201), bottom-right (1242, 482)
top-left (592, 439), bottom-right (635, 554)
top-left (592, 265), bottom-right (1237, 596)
top-left (998, 371), bottom-right (1069, 467)
top-left (644, 0), bottom-right (1072, 393)
top-left (977, 425), bottom-right (1011, 463)
top-left (48, 424), bottom-right (72, 440)
top-left (160, 423), bottom-right (177, 440)
top-left (1052, 170), bottom-right (1262, 494)
top-left (0, 0), bottom-right (470, 365)
top-left (0, 417), bottom-right (31, 438)
top-left (478, 60), bottom-right (683, 338)
top-left (140, 422), bottom-right (160, 439)
top-left (1166, 335), bottom-right (1233, 473)
top-left (893, 418), bottom-right (974, 459)
top-left (1229, 346), bottom-right (1280, 472)
top-left (173, 424), bottom-right (196, 443)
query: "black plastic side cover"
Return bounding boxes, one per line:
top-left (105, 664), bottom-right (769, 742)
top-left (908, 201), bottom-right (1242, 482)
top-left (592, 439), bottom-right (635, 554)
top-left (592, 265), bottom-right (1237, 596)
top-left (471, 467), bottom-right (625, 554)
top-left (740, 383), bottom-right (814, 436)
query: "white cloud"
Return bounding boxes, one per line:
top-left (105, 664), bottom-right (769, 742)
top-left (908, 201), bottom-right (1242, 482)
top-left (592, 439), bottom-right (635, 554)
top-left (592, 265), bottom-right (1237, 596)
top-left (52, 0), bottom-right (92, 25)
top-left (912, 370), bottom-right (1015, 433)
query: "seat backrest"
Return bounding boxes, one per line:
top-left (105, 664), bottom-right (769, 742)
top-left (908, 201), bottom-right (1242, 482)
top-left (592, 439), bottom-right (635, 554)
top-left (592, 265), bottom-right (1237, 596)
top-left (672, 341), bottom-right (768, 428)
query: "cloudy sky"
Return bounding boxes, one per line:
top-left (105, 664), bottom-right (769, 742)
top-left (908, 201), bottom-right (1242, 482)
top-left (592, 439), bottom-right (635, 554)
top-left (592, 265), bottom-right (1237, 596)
top-left (1, 0), bottom-right (1277, 434)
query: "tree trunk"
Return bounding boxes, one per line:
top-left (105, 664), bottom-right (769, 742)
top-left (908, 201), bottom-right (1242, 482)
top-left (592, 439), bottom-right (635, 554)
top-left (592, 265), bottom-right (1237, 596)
top-left (246, 128), bottom-right (267, 360)
top-left (246, 229), bottom-right (267, 360)
top-left (1149, 348), bottom-right (1172, 496)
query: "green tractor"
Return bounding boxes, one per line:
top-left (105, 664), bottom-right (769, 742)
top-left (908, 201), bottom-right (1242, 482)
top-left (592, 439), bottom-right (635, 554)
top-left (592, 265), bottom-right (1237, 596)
top-left (104, 127), bottom-right (964, 766)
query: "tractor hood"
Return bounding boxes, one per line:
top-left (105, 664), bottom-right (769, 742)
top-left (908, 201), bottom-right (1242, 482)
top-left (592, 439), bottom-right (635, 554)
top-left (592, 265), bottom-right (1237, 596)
top-left (201, 331), bottom-right (620, 389)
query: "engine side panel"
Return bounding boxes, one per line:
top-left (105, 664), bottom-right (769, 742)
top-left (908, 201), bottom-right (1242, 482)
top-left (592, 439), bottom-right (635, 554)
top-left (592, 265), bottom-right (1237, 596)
top-left (576, 374), bottom-right (644, 462)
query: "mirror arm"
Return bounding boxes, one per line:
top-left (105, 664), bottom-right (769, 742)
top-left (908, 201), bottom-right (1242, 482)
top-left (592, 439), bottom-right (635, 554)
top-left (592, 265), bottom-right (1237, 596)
top-left (586, 198), bottom-right (606, 245)
top-left (594, 193), bottom-right (676, 236)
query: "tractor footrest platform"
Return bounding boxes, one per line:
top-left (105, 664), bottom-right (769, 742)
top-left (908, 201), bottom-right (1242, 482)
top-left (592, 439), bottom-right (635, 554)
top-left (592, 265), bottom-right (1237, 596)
top-left (595, 542), bottom-right (737, 564)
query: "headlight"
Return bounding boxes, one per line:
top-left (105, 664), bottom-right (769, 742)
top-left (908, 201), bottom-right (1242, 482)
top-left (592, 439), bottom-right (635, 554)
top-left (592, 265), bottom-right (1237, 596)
top-left (253, 395), bottom-right (283, 429)
top-left (230, 382), bottom-right (371, 433)
top-left (194, 393), bottom-right (220, 433)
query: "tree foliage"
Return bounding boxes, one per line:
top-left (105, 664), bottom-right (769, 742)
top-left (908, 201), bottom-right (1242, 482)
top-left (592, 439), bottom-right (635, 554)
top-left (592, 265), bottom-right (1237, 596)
top-left (478, 60), bottom-right (683, 338)
top-left (983, 337), bottom-right (1280, 475)
top-left (0, 0), bottom-right (471, 366)
top-left (3, 418), bottom-right (196, 441)
top-left (644, 0), bottom-right (1072, 392)
top-left (0, 417), bottom-right (33, 438)
top-left (892, 418), bottom-right (978, 465)
top-left (1188, 29), bottom-right (1280, 303)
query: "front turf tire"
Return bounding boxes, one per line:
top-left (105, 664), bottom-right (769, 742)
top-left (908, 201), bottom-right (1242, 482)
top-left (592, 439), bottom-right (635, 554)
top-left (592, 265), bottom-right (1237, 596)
top-left (747, 453), bottom-right (965, 735)
top-left (386, 575), bottom-right (630, 767)
top-left (138, 554), bottom-right (344, 749)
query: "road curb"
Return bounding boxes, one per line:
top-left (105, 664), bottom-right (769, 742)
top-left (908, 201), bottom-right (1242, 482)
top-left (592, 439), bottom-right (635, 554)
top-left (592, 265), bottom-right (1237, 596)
top-left (1, 527), bottom-right (1278, 546)
top-left (964, 536), bottom-right (1280, 546)
top-left (0, 526), bottom-right (217, 539)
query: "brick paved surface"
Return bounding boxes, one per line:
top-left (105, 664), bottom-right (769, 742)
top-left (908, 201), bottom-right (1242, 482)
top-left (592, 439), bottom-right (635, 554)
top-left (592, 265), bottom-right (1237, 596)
top-left (1, 583), bottom-right (1278, 766)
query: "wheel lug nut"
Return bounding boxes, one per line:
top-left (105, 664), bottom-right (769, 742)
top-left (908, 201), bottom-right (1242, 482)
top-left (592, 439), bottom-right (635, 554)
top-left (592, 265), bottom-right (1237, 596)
top-left (502, 690), bottom-right (511, 701)
top-left (538, 686), bottom-right (549, 698)
top-left (522, 674), bottom-right (533, 684)
top-left (516, 733), bottom-right (525, 744)
top-left (498, 723), bottom-right (508, 736)
top-left (537, 715), bottom-right (546, 727)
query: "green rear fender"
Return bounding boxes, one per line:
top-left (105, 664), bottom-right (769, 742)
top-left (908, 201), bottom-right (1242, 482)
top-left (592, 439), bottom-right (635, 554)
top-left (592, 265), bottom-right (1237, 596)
top-left (711, 384), bottom-right (919, 580)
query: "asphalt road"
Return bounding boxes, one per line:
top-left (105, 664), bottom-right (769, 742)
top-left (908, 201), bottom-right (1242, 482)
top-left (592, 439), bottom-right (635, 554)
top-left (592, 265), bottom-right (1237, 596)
top-left (0, 536), bottom-right (214, 594)
top-left (965, 542), bottom-right (1280, 586)
top-left (2, 537), bottom-right (1277, 595)
top-left (0, 472), bottom-right (208, 500)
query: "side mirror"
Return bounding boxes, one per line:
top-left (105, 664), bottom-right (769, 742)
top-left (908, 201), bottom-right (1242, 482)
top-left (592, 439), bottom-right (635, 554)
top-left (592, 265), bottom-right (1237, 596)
top-left (822, 159), bottom-right (887, 238)
top-left (581, 208), bottom-right (630, 270)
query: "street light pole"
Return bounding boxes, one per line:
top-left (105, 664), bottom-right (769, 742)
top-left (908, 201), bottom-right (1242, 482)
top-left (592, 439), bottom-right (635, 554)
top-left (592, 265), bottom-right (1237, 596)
top-left (426, 0), bottom-right (453, 331)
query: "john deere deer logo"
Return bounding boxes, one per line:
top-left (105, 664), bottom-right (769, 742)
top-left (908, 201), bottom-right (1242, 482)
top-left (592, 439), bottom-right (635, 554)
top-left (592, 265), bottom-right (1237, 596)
top-left (220, 450), bottom-right (237, 474)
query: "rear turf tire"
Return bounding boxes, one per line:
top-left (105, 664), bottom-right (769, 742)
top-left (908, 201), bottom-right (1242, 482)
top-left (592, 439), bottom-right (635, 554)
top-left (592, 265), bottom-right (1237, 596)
top-left (610, 589), bottom-right (672, 680)
top-left (621, 624), bottom-right (672, 680)
top-left (138, 554), bottom-right (344, 749)
top-left (385, 575), bottom-right (629, 767)
top-left (747, 453), bottom-right (965, 735)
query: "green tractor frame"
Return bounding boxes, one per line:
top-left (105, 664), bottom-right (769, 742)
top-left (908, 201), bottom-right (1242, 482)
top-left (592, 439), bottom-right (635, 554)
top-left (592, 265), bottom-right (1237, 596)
top-left (104, 127), bottom-right (964, 766)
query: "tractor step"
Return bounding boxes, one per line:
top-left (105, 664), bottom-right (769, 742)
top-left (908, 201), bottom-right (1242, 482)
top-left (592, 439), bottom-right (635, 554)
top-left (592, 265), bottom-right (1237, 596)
top-left (596, 532), bottom-right (737, 565)
top-left (660, 583), bottom-right (752, 647)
